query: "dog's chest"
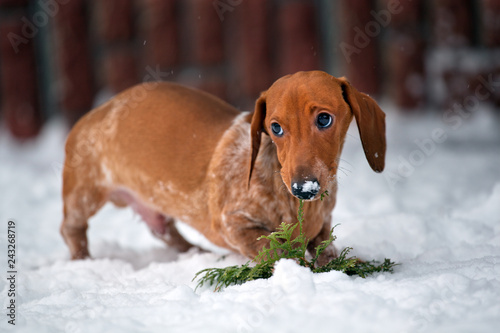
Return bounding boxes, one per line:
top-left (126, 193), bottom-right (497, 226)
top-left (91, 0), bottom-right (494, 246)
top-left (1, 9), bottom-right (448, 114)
top-left (207, 113), bottom-right (330, 244)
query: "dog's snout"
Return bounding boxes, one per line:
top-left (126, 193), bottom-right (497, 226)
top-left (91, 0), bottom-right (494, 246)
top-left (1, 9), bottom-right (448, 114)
top-left (291, 179), bottom-right (320, 200)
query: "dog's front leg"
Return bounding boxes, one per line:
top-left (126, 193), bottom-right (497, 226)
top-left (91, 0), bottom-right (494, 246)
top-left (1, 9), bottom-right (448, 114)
top-left (307, 219), bottom-right (338, 267)
top-left (220, 212), bottom-right (275, 259)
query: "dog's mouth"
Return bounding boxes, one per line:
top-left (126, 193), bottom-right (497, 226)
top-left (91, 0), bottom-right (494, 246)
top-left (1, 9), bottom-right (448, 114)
top-left (291, 179), bottom-right (320, 201)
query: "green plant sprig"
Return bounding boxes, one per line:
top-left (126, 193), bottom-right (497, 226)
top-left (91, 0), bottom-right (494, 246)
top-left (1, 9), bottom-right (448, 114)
top-left (194, 194), bottom-right (398, 291)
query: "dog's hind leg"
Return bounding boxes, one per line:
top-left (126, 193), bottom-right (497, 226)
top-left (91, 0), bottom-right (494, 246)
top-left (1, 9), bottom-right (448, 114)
top-left (151, 216), bottom-right (194, 253)
top-left (60, 180), bottom-right (108, 260)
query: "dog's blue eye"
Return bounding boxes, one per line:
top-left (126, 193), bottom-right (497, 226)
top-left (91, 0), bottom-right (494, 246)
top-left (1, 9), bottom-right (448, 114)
top-left (317, 113), bottom-right (333, 129)
top-left (271, 123), bottom-right (283, 136)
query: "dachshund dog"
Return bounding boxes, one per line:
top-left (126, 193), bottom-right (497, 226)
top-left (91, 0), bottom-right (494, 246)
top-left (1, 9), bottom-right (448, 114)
top-left (60, 70), bottom-right (386, 265)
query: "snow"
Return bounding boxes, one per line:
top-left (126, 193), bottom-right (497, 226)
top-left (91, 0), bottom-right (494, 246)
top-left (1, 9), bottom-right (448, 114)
top-left (1, 107), bottom-right (500, 332)
top-left (301, 180), bottom-right (320, 193)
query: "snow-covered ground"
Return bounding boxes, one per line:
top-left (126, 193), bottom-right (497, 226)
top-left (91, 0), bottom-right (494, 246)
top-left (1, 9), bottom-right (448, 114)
top-left (1, 105), bottom-right (499, 333)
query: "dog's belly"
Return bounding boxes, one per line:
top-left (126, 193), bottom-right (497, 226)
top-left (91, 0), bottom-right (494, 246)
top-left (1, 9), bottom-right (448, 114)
top-left (106, 185), bottom-right (230, 249)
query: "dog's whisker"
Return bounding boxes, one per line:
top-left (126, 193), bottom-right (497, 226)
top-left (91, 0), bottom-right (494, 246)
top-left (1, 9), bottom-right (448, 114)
top-left (345, 132), bottom-right (361, 142)
top-left (338, 164), bottom-right (353, 172)
top-left (338, 158), bottom-right (354, 168)
top-left (338, 166), bottom-right (352, 175)
top-left (337, 168), bottom-right (350, 177)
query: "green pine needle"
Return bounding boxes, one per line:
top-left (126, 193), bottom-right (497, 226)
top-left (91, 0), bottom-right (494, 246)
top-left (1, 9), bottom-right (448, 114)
top-left (194, 196), bottom-right (398, 291)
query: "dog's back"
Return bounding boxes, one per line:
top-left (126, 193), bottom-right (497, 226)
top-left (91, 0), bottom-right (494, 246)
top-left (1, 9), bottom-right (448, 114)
top-left (67, 82), bottom-right (239, 190)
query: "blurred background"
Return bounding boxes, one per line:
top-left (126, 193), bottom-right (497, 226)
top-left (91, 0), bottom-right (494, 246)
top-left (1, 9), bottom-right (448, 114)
top-left (0, 0), bottom-right (500, 140)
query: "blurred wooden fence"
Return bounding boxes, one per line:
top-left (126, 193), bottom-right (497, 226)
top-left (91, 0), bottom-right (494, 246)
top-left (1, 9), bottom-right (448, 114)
top-left (0, 0), bottom-right (499, 139)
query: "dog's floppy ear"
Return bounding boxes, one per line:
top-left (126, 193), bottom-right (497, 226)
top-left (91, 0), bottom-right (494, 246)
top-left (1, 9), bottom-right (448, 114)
top-left (248, 93), bottom-right (267, 186)
top-left (340, 78), bottom-right (386, 172)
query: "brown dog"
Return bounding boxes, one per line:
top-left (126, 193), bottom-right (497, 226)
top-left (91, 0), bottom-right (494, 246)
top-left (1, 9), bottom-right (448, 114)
top-left (61, 70), bottom-right (386, 264)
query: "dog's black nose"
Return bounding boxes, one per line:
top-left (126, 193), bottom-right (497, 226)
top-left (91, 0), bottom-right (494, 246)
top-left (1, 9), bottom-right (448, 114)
top-left (291, 179), bottom-right (320, 200)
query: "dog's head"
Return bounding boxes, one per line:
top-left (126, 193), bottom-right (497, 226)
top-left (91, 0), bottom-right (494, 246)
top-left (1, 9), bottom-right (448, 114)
top-left (249, 71), bottom-right (386, 200)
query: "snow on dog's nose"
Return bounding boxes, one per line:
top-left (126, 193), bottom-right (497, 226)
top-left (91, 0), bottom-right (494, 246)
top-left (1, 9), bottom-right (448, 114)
top-left (291, 179), bottom-right (320, 200)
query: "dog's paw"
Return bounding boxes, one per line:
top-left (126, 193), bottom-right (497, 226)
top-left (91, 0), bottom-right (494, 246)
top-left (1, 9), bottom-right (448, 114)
top-left (314, 245), bottom-right (338, 267)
